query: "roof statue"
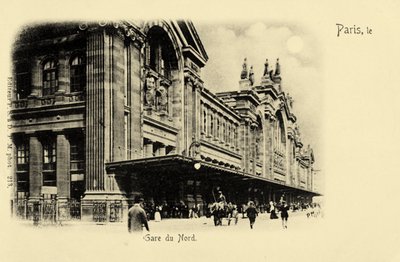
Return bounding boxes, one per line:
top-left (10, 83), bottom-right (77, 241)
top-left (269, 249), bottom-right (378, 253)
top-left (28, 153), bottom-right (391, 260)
top-left (274, 58), bottom-right (281, 76)
top-left (263, 59), bottom-right (269, 77)
top-left (249, 65), bottom-right (255, 85)
top-left (240, 58), bottom-right (248, 79)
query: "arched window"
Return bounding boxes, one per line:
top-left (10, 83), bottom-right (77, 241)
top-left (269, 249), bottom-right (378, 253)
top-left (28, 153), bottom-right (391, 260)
top-left (147, 26), bottom-right (178, 80)
top-left (42, 59), bottom-right (58, 96)
top-left (70, 55), bottom-right (86, 92)
top-left (15, 63), bottom-right (31, 99)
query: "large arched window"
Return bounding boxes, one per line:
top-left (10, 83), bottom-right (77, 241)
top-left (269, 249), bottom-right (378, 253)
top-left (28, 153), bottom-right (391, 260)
top-left (144, 26), bottom-right (179, 115)
top-left (42, 59), bottom-right (58, 96)
top-left (147, 26), bottom-right (178, 80)
top-left (275, 111), bottom-right (286, 152)
top-left (70, 55), bottom-right (86, 92)
top-left (15, 63), bottom-right (31, 99)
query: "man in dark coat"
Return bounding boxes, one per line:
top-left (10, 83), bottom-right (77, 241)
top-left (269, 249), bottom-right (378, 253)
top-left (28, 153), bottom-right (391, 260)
top-left (280, 201), bottom-right (289, 229)
top-left (128, 196), bottom-right (149, 233)
top-left (245, 201), bottom-right (258, 229)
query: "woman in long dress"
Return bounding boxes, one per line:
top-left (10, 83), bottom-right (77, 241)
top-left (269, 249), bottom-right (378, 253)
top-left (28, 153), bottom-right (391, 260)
top-left (269, 201), bottom-right (278, 219)
top-left (154, 206), bottom-right (161, 222)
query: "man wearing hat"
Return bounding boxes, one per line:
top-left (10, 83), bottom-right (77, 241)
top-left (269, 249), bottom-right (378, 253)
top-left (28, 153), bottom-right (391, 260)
top-left (245, 201), bottom-right (258, 229)
top-left (217, 190), bottom-right (226, 204)
top-left (128, 196), bottom-right (149, 233)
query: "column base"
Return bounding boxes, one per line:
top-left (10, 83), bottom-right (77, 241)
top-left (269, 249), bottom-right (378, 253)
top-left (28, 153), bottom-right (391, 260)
top-left (81, 191), bottom-right (129, 223)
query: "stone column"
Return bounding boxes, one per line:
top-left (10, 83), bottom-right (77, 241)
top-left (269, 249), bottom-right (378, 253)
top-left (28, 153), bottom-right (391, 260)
top-left (57, 56), bottom-right (68, 93)
top-left (130, 42), bottom-right (143, 159)
top-left (144, 140), bottom-right (154, 157)
top-left (54, 57), bottom-right (67, 104)
top-left (110, 33), bottom-right (125, 162)
top-left (29, 135), bottom-right (42, 199)
top-left (56, 133), bottom-right (70, 221)
top-left (56, 133), bottom-right (70, 199)
top-left (207, 108), bottom-right (212, 138)
top-left (193, 83), bottom-right (201, 144)
top-left (81, 30), bottom-right (107, 222)
top-left (31, 61), bottom-right (41, 97)
top-left (85, 31), bottom-right (106, 192)
top-left (157, 144), bottom-right (166, 156)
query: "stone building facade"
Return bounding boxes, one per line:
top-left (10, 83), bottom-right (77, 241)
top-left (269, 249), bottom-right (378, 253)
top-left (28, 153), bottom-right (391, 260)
top-left (10, 20), bottom-right (318, 222)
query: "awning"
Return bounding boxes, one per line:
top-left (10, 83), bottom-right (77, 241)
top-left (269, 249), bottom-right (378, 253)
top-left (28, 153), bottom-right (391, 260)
top-left (105, 154), bottom-right (321, 196)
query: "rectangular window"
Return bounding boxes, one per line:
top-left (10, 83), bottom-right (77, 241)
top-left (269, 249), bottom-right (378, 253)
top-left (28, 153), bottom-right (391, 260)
top-left (43, 140), bottom-right (56, 186)
top-left (43, 60), bottom-right (58, 96)
top-left (16, 141), bottom-right (29, 192)
top-left (70, 135), bottom-right (85, 200)
top-left (17, 143), bottom-right (29, 165)
top-left (70, 138), bottom-right (84, 171)
top-left (70, 66), bottom-right (85, 92)
top-left (43, 71), bottom-right (58, 95)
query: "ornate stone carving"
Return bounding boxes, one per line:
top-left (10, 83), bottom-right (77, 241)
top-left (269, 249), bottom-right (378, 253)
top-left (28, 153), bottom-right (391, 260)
top-left (156, 85), bottom-right (168, 111)
top-left (287, 93), bottom-right (294, 108)
top-left (144, 76), bottom-right (155, 106)
top-left (273, 151), bottom-right (286, 173)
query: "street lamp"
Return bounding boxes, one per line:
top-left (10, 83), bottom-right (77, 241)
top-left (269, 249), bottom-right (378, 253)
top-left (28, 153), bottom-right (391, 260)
top-left (183, 141), bottom-right (202, 170)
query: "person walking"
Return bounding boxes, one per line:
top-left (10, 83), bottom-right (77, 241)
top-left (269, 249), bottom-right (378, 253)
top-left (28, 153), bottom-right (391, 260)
top-left (231, 204), bottom-right (239, 225)
top-left (154, 205), bottom-right (161, 222)
top-left (245, 201), bottom-right (258, 229)
top-left (269, 201), bottom-right (278, 219)
top-left (280, 201), bottom-right (289, 229)
top-left (128, 196), bottom-right (149, 233)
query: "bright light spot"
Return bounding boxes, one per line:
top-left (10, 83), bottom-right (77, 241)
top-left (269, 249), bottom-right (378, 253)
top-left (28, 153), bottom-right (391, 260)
top-left (287, 36), bottom-right (304, 54)
top-left (194, 162), bottom-right (201, 170)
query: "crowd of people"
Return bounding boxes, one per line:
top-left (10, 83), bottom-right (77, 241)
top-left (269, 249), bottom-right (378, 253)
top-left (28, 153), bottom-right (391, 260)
top-left (141, 201), bottom-right (198, 220)
top-left (128, 191), bottom-right (322, 233)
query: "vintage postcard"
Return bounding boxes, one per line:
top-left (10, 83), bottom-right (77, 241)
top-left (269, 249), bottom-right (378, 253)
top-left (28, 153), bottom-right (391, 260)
top-left (1, 1), bottom-right (399, 262)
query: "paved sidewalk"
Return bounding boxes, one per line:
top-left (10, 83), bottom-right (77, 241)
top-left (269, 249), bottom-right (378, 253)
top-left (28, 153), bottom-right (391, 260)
top-left (12, 210), bottom-right (323, 233)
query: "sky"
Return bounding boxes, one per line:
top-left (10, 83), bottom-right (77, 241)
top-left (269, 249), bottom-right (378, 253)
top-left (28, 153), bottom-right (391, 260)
top-left (195, 21), bottom-right (324, 173)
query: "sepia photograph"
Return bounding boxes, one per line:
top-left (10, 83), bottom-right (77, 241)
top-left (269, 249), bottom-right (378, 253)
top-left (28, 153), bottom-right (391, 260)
top-left (9, 19), bottom-right (323, 229)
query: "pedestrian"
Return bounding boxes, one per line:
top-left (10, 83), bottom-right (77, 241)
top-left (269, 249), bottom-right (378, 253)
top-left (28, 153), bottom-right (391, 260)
top-left (245, 201), bottom-right (258, 229)
top-left (280, 201), bottom-right (289, 229)
top-left (128, 196), bottom-right (149, 233)
top-left (227, 202), bottom-right (234, 225)
top-left (154, 205), bottom-right (161, 222)
top-left (232, 204), bottom-right (239, 225)
top-left (270, 201), bottom-right (278, 219)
